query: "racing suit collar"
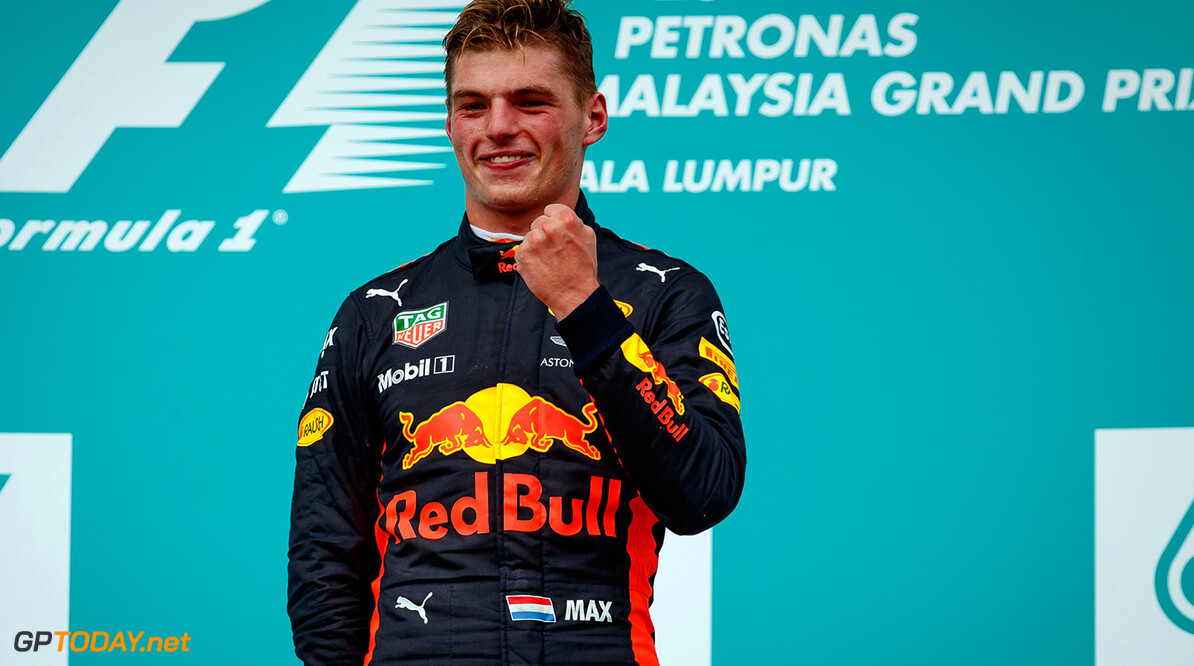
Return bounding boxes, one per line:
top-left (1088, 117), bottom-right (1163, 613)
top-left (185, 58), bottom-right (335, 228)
top-left (457, 192), bottom-right (598, 282)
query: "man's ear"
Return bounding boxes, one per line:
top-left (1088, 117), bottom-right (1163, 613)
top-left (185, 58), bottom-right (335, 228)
top-left (582, 92), bottom-right (608, 147)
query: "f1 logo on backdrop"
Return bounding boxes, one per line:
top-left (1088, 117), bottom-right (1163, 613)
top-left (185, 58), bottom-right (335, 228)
top-left (1096, 428), bottom-right (1194, 665)
top-left (0, 0), bottom-right (271, 193)
top-left (0, 0), bottom-right (465, 194)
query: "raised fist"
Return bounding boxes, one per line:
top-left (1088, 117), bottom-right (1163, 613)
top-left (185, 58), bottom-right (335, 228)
top-left (515, 203), bottom-right (600, 319)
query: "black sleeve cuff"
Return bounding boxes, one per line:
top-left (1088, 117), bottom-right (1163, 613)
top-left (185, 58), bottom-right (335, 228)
top-left (554, 285), bottom-right (635, 375)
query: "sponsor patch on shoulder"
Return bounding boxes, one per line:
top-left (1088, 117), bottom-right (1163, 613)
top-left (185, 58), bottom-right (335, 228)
top-left (699, 337), bottom-right (738, 389)
top-left (712, 311), bottom-right (732, 356)
top-left (699, 372), bottom-right (741, 413)
top-left (298, 408), bottom-right (333, 446)
top-left (506, 595), bottom-right (556, 623)
top-left (394, 302), bottom-right (447, 349)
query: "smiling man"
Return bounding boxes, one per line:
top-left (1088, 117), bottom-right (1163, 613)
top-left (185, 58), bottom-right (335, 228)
top-left (287, 1), bottom-right (746, 665)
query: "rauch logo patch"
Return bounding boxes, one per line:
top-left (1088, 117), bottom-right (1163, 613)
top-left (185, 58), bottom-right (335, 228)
top-left (298, 408), bottom-right (334, 447)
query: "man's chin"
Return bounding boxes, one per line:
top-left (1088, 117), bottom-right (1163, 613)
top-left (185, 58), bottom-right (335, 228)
top-left (472, 188), bottom-right (544, 214)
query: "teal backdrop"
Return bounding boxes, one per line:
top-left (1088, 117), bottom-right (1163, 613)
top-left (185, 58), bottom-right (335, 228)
top-left (2, 0), bottom-right (1193, 664)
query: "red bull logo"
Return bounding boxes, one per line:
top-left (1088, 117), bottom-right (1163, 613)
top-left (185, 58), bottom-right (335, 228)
top-left (496, 244), bottom-right (520, 273)
top-left (397, 384), bottom-right (600, 469)
top-left (635, 378), bottom-right (689, 442)
top-left (382, 471), bottom-right (622, 543)
top-left (620, 333), bottom-right (686, 415)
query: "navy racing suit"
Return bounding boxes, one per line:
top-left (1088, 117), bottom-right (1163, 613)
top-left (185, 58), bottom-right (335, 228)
top-left (288, 195), bottom-right (746, 665)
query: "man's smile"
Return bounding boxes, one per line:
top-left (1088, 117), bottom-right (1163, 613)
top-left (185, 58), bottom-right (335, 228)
top-left (481, 153), bottom-right (533, 165)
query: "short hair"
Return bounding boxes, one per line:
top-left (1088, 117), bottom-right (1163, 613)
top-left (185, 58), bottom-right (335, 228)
top-left (443, 0), bottom-right (597, 105)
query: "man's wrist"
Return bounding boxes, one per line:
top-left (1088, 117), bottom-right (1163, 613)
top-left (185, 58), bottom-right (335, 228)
top-left (554, 286), bottom-right (635, 375)
top-left (547, 279), bottom-right (601, 320)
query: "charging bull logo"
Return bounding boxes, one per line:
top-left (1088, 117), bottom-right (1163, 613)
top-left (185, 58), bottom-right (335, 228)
top-left (497, 245), bottom-right (519, 273)
top-left (398, 384), bottom-right (600, 469)
top-left (620, 333), bottom-right (685, 415)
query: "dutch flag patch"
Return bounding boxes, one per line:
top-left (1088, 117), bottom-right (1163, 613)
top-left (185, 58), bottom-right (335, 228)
top-left (506, 595), bottom-right (556, 623)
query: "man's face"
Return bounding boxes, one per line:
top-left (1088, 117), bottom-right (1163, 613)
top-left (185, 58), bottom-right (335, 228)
top-left (445, 45), bottom-right (606, 222)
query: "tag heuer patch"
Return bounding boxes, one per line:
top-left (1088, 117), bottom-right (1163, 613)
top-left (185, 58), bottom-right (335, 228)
top-left (394, 303), bottom-right (447, 349)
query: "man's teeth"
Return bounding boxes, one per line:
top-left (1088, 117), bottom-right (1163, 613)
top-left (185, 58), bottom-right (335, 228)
top-left (488, 155), bottom-right (526, 164)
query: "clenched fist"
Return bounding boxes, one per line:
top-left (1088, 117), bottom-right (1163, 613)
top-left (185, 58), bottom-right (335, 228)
top-left (515, 204), bottom-right (600, 319)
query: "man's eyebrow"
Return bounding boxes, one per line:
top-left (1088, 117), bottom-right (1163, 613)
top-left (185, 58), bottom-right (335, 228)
top-left (512, 86), bottom-right (560, 99)
top-left (452, 86), bottom-right (561, 102)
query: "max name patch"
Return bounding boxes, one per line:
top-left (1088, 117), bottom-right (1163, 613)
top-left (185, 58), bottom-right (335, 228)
top-left (394, 302), bottom-right (447, 349)
top-left (298, 408), bottom-right (333, 446)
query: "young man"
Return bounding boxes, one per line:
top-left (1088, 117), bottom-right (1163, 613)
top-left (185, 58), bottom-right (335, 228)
top-left (288, 1), bottom-right (746, 664)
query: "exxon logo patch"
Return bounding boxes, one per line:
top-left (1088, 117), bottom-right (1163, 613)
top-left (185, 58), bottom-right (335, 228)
top-left (0, 0), bottom-right (465, 194)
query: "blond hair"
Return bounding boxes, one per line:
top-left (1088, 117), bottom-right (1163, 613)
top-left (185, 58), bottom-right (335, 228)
top-left (443, 0), bottom-right (596, 105)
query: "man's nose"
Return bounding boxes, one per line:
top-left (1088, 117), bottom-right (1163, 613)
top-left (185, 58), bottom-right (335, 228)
top-left (485, 100), bottom-right (518, 139)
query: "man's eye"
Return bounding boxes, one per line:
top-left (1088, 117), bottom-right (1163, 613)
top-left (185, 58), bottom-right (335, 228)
top-left (459, 103), bottom-right (485, 111)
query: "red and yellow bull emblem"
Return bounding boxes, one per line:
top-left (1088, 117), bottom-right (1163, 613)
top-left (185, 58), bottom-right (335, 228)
top-left (699, 372), bottom-right (741, 414)
top-left (620, 333), bottom-right (685, 415)
top-left (397, 384), bottom-right (600, 469)
top-left (298, 408), bottom-right (333, 446)
top-left (498, 244), bottom-right (520, 273)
